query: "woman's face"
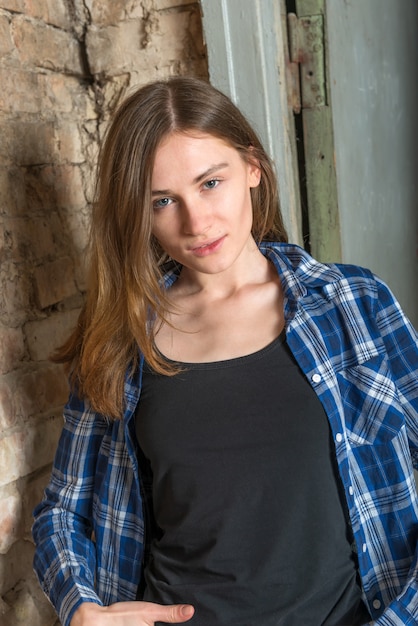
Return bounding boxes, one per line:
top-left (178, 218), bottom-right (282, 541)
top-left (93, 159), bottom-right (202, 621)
top-left (151, 132), bottom-right (261, 279)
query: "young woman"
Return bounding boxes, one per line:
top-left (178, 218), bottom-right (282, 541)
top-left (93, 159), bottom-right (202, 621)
top-left (33, 77), bottom-right (418, 626)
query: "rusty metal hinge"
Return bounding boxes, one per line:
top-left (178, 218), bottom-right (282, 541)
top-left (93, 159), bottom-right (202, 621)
top-left (287, 12), bottom-right (327, 114)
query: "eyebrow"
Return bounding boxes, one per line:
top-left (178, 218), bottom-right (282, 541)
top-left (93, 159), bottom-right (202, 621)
top-left (151, 162), bottom-right (229, 196)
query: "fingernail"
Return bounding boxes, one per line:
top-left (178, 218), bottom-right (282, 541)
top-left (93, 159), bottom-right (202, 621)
top-left (181, 605), bottom-right (194, 617)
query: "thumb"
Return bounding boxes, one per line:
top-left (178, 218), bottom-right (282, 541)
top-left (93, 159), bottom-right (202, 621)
top-left (150, 603), bottom-right (195, 623)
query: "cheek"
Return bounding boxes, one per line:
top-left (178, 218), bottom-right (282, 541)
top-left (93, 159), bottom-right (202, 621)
top-left (151, 213), bottom-right (169, 238)
top-left (151, 217), bottom-right (178, 252)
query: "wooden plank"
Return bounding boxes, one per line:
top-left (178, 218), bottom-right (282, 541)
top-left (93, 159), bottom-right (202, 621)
top-left (298, 15), bottom-right (327, 109)
top-left (302, 106), bottom-right (341, 262)
top-left (295, 0), bottom-right (341, 261)
top-left (296, 0), bottom-right (324, 17)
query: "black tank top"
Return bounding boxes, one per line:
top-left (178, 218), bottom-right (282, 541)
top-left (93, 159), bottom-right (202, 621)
top-left (135, 333), bottom-right (370, 625)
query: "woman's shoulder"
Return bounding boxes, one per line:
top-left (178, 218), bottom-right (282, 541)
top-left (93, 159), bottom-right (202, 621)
top-left (261, 241), bottom-right (379, 292)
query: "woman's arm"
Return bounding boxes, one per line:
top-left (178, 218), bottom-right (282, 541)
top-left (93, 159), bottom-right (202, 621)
top-left (371, 277), bottom-right (418, 624)
top-left (374, 276), bottom-right (418, 457)
top-left (32, 393), bottom-right (110, 624)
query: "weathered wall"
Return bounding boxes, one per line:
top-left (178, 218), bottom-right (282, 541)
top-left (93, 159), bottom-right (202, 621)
top-left (0, 1), bottom-right (207, 624)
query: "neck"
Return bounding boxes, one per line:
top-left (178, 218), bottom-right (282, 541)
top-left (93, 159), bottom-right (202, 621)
top-left (174, 241), bottom-right (273, 299)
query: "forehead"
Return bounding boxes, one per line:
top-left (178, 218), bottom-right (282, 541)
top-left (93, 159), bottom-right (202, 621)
top-left (152, 132), bottom-right (242, 177)
top-left (156, 131), bottom-right (232, 155)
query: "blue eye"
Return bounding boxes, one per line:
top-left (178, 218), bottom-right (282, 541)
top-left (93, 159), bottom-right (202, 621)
top-left (203, 178), bottom-right (220, 189)
top-left (153, 197), bottom-right (172, 209)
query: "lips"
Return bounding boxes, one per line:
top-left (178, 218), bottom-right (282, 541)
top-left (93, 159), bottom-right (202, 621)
top-left (190, 236), bottom-right (226, 257)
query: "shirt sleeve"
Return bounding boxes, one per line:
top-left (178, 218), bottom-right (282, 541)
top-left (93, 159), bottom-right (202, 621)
top-left (372, 562), bottom-right (418, 624)
top-left (32, 391), bottom-right (110, 626)
top-left (372, 277), bottom-right (418, 624)
top-left (374, 276), bottom-right (418, 465)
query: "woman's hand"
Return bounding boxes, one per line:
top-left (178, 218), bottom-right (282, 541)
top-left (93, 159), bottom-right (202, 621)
top-left (70, 600), bottom-right (195, 625)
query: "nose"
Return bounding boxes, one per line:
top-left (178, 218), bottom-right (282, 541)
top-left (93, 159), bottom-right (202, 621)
top-left (180, 198), bottom-right (212, 236)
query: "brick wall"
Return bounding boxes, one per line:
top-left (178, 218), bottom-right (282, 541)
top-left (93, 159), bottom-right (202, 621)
top-left (0, 1), bottom-right (207, 624)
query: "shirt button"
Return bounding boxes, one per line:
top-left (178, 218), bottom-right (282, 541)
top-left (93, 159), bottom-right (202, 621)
top-left (362, 543), bottom-right (367, 553)
top-left (336, 433), bottom-right (343, 443)
top-left (349, 486), bottom-right (354, 496)
top-left (372, 599), bottom-right (381, 610)
top-left (312, 373), bottom-right (321, 383)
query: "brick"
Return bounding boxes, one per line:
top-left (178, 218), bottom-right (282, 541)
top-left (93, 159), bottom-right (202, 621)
top-left (153, 0), bottom-right (197, 9)
top-left (0, 218), bottom-right (5, 257)
top-left (0, 326), bottom-right (25, 374)
top-left (0, 597), bottom-right (13, 624)
top-left (1, 214), bottom-right (65, 264)
top-left (0, 262), bottom-right (31, 324)
top-left (94, 74), bottom-right (130, 125)
top-left (14, 364), bottom-right (69, 418)
top-left (33, 257), bottom-right (78, 308)
top-left (0, 68), bottom-right (40, 114)
top-left (45, 74), bottom-right (82, 114)
top-left (23, 218), bottom-right (54, 260)
top-left (31, 164), bottom-right (88, 211)
top-left (0, 377), bottom-right (16, 430)
top-left (0, 489), bottom-right (21, 554)
top-left (0, 431), bottom-right (28, 487)
top-left (0, 411), bottom-right (64, 486)
top-left (21, 0), bottom-right (71, 30)
top-left (85, 23), bottom-right (131, 76)
top-left (64, 209), bottom-right (90, 254)
top-left (0, 13), bottom-right (14, 57)
top-left (17, 165), bottom-right (87, 214)
top-left (0, 118), bottom-right (88, 174)
top-left (5, 588), bottom-right (39, 626)
top-left (86, 9), bottom-right (206, 78)
top-left (73, 252), bottom-right (88, 292)
top-left (0, 70), bottom-right (92, 117)
top-left (12, 17), bottom-right (83, 74)
top-left (37, 74), bottom-right (96, 117)
top-left (0, 121), bottom-right (56, 166)
top-left (85, 0), bottom-right (141, 26)
top-left (24, 308), bottom-right (80, 361)
top-left (0, 167), bottom-right (28, 217)
top-left (11, 169), bottom-right (47, 214)
top-left (56, 122), bottom-right (85, 164)
top-left (21, 470), bottom-right (52, 536)
top-left (85, 17), bottom-right (181, 75)
top-left (0, 539), bottom-right (35, 595)
top-left (0, 1), bottom-right (25, 12)
top-left (148, 8), bottom-right (206, 66)
top-left (2, 577), bottom-right (58, 626)
top-left (0, 72), bottom-right (95, 120)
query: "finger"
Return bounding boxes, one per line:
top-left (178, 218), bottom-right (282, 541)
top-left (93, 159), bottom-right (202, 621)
top-left (147, 603), bottom-right (195, 623)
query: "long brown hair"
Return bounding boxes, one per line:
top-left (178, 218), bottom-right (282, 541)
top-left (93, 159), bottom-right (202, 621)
top-left (56, 76), bottom-right (288, 419)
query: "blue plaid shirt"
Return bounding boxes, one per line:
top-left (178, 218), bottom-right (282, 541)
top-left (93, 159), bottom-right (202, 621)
top-left (33, 243), bottom-right (418, 626)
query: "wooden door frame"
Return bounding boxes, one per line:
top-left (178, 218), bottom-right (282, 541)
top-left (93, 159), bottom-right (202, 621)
top-left (200, 0), bottom-right (303, 245)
